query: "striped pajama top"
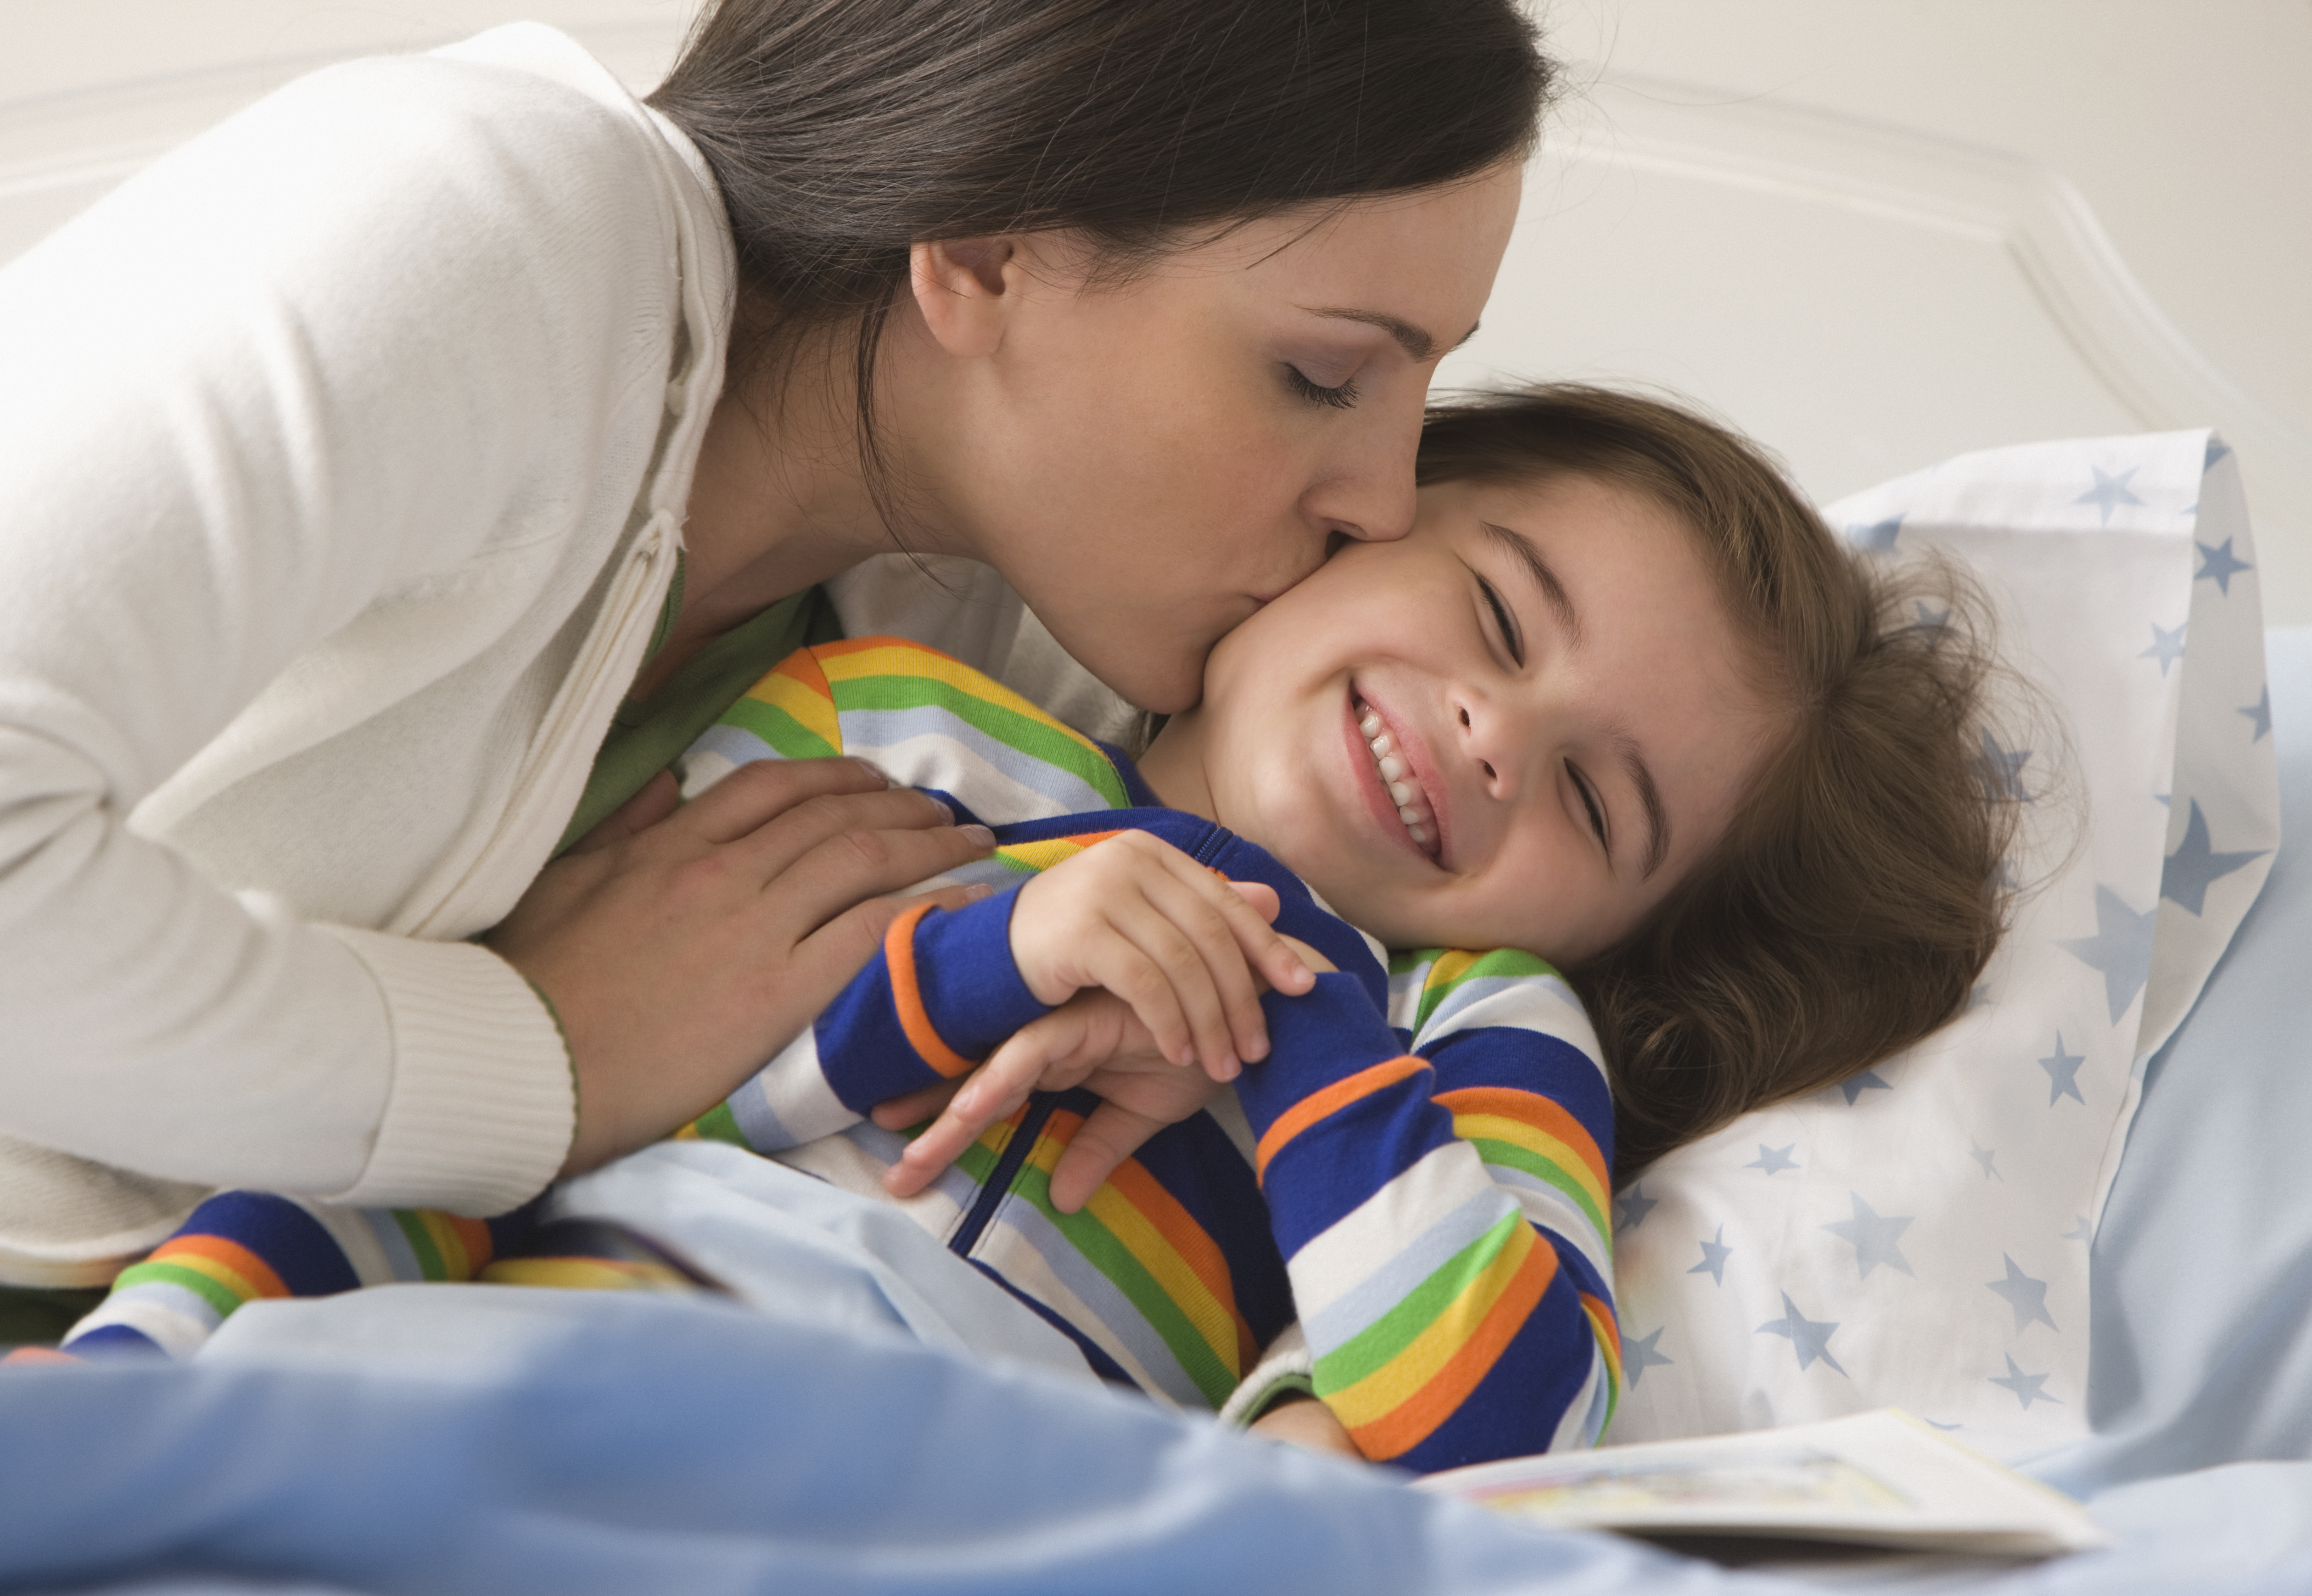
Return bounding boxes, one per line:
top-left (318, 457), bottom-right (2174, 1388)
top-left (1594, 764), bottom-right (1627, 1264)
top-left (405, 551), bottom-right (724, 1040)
top-left (675, 638), bottom-right (1622, 1472)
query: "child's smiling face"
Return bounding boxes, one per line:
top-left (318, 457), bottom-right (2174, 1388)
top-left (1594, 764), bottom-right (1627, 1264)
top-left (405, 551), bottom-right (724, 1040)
top-left (1139, 471), bottom-right (1789, 964)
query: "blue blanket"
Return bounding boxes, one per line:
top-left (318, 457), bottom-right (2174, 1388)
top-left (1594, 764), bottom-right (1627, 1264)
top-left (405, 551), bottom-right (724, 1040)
top-left (10, 633), bottom-right (2312, 1596)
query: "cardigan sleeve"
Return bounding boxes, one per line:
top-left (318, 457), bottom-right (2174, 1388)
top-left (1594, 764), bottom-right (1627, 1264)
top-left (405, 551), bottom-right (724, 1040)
top-left (0, 39), bottom-right (700, 1225)
top-left (1228, 953), bottom-right (1620, 1473)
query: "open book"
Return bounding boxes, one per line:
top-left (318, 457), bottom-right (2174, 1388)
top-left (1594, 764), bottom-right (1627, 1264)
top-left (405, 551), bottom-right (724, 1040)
top-left (1419, 1409), bottom-right (2109, 1557)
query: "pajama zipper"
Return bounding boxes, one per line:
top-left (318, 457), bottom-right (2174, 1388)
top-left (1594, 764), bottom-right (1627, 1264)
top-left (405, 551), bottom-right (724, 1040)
top-left (950, 1095), bottom-right (1058, 1258)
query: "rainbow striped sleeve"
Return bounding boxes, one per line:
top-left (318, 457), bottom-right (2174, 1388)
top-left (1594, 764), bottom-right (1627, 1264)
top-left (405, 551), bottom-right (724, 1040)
top-left (1231, 949), bottom-right (1618, 1473)
top-left (59, 1191), bottom-right (531, 1359)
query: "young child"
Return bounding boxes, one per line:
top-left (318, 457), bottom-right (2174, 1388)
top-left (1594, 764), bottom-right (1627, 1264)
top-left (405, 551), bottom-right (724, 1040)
top-left (45, 387), bottom-right (2015, 1474)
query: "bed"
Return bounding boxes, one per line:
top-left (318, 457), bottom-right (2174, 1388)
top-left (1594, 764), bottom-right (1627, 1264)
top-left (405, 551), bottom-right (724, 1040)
top-left (5, 7), bottom-right (2312, 1593)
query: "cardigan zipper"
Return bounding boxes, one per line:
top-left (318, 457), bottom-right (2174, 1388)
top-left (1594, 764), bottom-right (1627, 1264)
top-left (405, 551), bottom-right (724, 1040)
top-left (950, 1095), bottom-right (1058, 1258)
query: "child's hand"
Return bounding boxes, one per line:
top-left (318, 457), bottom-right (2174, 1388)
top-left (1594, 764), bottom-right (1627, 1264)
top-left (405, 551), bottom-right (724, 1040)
top-left (876, 934), bottom-right (1336, 1210)
top-left (882, 989), bottom-right (1204, 1209)
top-left (1007, 831), bottom-right (1314, 1082)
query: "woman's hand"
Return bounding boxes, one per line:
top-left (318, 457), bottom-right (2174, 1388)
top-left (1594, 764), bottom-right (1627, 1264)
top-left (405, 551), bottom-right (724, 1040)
top-left (487, 758), bottom-right (996, 1176)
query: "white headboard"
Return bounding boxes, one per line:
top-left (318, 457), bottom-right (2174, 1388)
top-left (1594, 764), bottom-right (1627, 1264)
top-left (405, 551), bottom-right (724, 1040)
top-left (1435, 79), bottom-right (2312, 620)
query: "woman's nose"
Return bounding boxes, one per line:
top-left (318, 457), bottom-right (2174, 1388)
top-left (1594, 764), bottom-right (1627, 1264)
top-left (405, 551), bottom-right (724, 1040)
top-left (1304, 400), bottom-right (1421, 544)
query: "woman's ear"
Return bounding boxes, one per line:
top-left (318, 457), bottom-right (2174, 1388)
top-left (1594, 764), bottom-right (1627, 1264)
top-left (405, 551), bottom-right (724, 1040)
top-left (909, 237), bottom-right (1018, 359)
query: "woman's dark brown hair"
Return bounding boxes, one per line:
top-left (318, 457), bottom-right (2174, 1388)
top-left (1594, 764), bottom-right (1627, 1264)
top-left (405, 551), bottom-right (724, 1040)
top-left (1419, 385), bottom-right (2030, 1178)
top-left (649, 0), bottom-right (1552, 464)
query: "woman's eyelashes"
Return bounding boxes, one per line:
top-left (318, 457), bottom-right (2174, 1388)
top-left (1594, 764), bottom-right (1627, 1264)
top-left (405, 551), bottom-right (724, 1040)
top-left (1282, 363), bottom-right (1360, 410)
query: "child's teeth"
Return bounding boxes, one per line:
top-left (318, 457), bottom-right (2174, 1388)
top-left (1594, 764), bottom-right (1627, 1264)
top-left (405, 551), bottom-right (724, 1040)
top-left (1357, 695), bottom-right (1438, 859)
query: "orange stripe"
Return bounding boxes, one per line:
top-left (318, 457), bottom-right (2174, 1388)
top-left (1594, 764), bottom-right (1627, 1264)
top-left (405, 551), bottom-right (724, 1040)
top-left (449, 1215), bottom-right (496, 1276)
top-left (1100, 1147), bottom-right (1258, 1372)
top-left (154, 1234), bottom-right (289, 1300)
top-left (1433, 1086), bottom-right (1609, 1189)
top-left (1253, 1055), bottom-right (1429, 1180)
top-left (1347, 1231), bottom-right (1558, 1460)
top-left (884, 902), bottom-right (976, 1079)
top-left (1579, 1290), bottom-right (1622, 1385)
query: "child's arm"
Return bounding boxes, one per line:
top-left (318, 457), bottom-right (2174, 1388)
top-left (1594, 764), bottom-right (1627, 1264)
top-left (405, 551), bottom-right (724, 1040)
top-left (695, 832), bottom-right (1308, 1157)
top-left (1231, 952), bottom-right (1620, 1473)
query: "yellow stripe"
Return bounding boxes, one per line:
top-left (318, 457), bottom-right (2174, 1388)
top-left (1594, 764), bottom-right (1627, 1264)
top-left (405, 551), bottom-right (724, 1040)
top-left (818, 644), bottom-right (1107, 758)
top-left (417, 1211), bottom-right (472, 1280)
top-left (1322, 1226), bottom-right (1537, 1430)
top-left (744, 666), bottom-right (840, 752)
top-left (1024, 1134), bottom-right (1238, 1374)
top-left (994, 838), bottom-right (1095, 874)
top-left (1450, 1110), bottom-right (1611, 1219)
top-left (1424, 950), bottom-right (1486, 990)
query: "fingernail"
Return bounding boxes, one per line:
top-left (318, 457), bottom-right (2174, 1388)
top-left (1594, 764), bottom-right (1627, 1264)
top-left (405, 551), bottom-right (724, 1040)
top-left (961, 824), bottom-right (995, 847)
top-left (926, 798), bottom-right (955, 824)
top-left (857, 760), bottom-right (891, 788)
top-left (963, 882), bottom-right (994, 902)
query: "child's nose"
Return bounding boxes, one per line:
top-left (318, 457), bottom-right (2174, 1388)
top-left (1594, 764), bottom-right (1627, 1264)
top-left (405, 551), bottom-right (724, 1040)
top-left (1454, 697), bottom-right (1525, 798)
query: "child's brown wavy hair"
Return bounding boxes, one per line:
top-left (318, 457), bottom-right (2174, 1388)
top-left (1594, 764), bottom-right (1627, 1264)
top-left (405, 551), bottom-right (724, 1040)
top-left (1418, 385), bottom-right (2029, 1179)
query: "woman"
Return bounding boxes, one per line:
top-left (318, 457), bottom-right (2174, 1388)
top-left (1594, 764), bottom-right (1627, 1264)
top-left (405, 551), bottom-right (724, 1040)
top-left (0, 0), bottom-right (1545, 1310)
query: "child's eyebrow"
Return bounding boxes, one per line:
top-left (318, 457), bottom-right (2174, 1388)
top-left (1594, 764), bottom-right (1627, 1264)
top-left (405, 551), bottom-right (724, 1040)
top-left (1483, 519), bottom-right (1671, 879)
top-left (1480, 520), bottom-right (1579, 646)
top-left (1615, 729), bottom-right (1672, 880)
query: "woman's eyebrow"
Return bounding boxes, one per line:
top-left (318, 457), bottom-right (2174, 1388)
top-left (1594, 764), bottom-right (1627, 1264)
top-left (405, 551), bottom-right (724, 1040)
top-left (1305, 307), bottom-right (1481, 361)
top-left (1480, 520), bottom-right (1579, 646)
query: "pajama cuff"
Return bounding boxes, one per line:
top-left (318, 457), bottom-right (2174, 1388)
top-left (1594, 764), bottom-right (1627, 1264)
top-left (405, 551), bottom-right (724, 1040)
top-left (1219, 1322), bottom-right (1316, 1427)
top-left (313, 927), bottom-right (577, 1216)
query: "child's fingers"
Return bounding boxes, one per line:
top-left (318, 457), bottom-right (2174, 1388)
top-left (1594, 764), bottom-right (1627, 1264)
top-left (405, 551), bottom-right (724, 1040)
top-left (881, 1007), bottom-right (1116, 1197)
top-left (868, 1079), bottom-right (963, 1131)
top-left (1228, 879), bottom-right (1282, 924)
top-left (1047, 1101), bottom-right (1170, 1214)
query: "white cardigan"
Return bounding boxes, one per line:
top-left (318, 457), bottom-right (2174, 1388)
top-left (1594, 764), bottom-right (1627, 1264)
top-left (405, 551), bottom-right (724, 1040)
top-left (0, 26), bottom-right (729, 1280)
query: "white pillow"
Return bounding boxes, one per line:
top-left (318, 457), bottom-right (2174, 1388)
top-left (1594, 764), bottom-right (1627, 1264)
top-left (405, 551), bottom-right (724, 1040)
top-left (1605, 430), bottom-right (2277, 1457)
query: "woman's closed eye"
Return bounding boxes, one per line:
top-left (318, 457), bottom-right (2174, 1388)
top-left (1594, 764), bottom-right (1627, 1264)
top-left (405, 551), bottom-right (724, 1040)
top-left (1283, 363), bottom-right (1360, 410)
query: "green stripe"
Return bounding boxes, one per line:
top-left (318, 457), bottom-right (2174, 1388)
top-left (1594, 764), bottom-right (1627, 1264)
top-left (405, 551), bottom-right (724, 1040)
top-left (717, 695), bottom-right (840, 761)
top-left (1008, 1161), bottom-right (1238, 1406)
top-left (1393, 946), bottom-right (1559, 1034)
top-left (1313, 1211), bottom-right (1524, 1393)
top-left (832, 675), bottom-right (1130, 808)
top-left (392, 1210), bottom-right (448, 1282)
top-left (1468, 1136), bottom-right (1611, 1245)
top-left (113, 1259), bottom-right (245, 1320)
top-left (690, 1102), bottom-right (749, 1149)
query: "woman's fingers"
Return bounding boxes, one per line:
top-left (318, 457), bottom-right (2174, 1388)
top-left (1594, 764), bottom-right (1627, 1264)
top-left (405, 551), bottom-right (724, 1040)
top-left (564, 768), bottom-right (682, 857)
top-left (672, 756), bottom-right (894, 845)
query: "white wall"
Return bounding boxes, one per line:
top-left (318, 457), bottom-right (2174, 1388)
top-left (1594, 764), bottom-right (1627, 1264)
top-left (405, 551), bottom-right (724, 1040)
top-left (1468, 0), bottom-right (2312, 618)
top-left (6, 0), bottom-right (2306, 613)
